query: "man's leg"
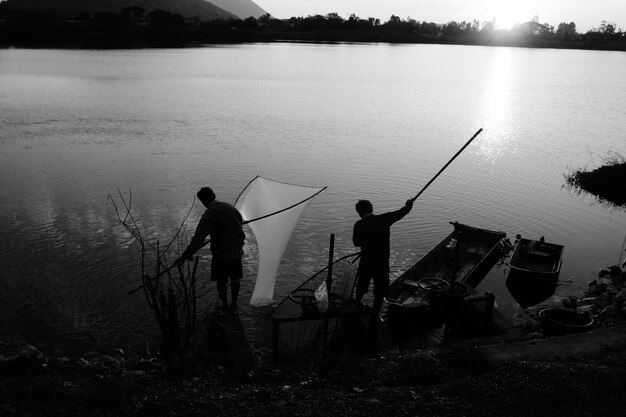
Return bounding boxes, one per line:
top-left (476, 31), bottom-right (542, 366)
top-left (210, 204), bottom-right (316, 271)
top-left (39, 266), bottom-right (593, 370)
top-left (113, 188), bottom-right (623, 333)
top-left (212, 258), bottom-right (229, 311)
top-left (230, 279), bottom-right (240, 307)
top-left (368, 268), bottom-right (389, 350)
top-left (217, 281), bottom-right (229, 310)
top-left (355, 269), bottom-right (371, 304)
top-left (372, 265), bottom-right (390, 315)
top-left (372, 296), bottom-right (384, 318)
top-left (355, 284), bottom-right (364, 303)
top-left (228, 257), bottom-right (243, 315)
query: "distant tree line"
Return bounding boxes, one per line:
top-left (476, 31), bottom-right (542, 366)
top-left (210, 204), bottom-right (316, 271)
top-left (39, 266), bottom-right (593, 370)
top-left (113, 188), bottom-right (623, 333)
top-left (1, 5), bottom-right (625, 50)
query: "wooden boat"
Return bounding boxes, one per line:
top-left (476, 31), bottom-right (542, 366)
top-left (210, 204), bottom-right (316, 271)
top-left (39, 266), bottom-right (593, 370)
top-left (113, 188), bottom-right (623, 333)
top-left (385, 222), bottom-right (507, 334)
top-left (506, 236), bottom-right (564, 308)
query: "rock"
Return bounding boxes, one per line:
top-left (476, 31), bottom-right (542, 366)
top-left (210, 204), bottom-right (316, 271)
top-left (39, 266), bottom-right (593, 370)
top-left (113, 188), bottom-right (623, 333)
top-left (19, 345), bottom-right (43, 361)
top-left (0, 355), bottom-right (15, 364)
top-left (101, 355), bottom-right (122, 368)
top-left (125, 358), bottom-right (141, 370)
top-left (587, 282), bottom-right (601, 296)
top-left (48, 357), bottom-right (70, 368)
top-left (562, 297), bottom-right (577, 308)
top-left (76, 358), bottom-right (91, 368)
top-left (522, 319), bottom-right (542, 332)
top-left (599, 305), bottom-right (618, 317)
top-left (578, 297), bottom-right (596, 306)
top-left (127, 370), bottom-right (145, 377)
top-left (83, 351), bottom-right (99, 360)
top-left (253, 389), bottom-right (274, 402)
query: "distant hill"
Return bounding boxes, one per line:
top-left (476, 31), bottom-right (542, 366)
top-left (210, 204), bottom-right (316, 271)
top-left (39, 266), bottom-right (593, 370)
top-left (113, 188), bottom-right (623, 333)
top-left (207, 0), bottom-right (266, 19)
top-left (4, 0), bottom-right (237, 20)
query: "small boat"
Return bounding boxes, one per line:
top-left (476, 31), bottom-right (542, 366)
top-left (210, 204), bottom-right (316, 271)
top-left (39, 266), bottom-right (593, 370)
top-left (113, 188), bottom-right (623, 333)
top-left (506, 236), bottom-right (564, 308)
top-left (385, 222), bottom-right (507, 334)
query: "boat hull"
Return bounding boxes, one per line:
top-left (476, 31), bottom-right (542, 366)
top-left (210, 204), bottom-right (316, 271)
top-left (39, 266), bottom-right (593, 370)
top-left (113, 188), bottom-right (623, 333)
top-left (386, 222), bottom-right (507, 335)
top-left (506, 238), bottom-right (564, 308)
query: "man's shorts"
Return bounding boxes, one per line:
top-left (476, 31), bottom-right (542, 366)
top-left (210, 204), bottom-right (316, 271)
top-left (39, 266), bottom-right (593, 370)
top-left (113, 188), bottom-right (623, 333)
top-left (210, 257), bottom-right (243, 283)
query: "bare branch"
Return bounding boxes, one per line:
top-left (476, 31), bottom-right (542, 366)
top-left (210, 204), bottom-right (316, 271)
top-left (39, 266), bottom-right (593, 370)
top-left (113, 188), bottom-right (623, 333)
top-left (110, 189), bottom-right (214, 374)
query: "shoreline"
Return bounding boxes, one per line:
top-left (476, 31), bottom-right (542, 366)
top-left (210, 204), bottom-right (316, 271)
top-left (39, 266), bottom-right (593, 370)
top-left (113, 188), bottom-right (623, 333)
top-left (2, 23), bottom-right (626, 51)
top-left (3, 322), bottom-right (626, 416)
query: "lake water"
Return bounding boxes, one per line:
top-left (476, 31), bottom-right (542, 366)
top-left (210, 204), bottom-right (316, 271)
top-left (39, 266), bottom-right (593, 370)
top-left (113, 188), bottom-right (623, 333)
top-left (1, 43), bottom-right (625, 356)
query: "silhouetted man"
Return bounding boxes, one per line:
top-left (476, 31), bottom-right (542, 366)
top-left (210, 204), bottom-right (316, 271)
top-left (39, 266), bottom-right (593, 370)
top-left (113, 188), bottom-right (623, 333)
top-left (353, 198), bottom-right (413, 319)
top-left (176, 187), bottom-right (245, 315)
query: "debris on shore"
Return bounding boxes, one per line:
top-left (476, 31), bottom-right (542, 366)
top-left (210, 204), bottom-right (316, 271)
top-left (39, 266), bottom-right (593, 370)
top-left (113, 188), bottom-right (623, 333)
top-left (566, 265), bottom-right (626, 328)
top-left (512, 264), bottom-right (626, 337)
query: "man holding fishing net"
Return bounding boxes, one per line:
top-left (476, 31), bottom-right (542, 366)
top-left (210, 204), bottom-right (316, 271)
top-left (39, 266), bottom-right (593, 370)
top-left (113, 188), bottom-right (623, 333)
top-left (352, 198), bottom-right (413, 328)
top-left (175, 187), bottom-right (245, 316)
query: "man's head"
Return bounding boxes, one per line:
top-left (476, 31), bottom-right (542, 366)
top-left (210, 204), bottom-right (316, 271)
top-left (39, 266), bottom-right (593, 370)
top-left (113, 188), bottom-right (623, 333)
top-left (197, 187), bottom-right (216, 208)
top-left (355, 199), bottom-right (373, 218)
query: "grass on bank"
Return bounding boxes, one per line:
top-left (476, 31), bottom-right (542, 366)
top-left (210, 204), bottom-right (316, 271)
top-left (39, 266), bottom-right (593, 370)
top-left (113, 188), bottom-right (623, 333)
top-left (566, 152), bottom-right (626, 208)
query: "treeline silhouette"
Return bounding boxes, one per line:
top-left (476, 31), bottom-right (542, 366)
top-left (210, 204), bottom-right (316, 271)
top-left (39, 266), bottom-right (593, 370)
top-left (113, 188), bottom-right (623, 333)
top-left (1, 6), bottom-right (625, 50)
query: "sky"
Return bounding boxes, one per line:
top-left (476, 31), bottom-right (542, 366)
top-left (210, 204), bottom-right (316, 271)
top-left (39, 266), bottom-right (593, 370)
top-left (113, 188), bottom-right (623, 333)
top-left (254, 0), bottom-right (625, 32)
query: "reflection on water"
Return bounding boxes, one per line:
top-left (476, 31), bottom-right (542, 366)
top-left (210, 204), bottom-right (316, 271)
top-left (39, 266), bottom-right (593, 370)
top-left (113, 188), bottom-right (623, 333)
top-left (479, 48), bottom-right (514, 163)
top-left (1, 44), bottom-right (626, 355)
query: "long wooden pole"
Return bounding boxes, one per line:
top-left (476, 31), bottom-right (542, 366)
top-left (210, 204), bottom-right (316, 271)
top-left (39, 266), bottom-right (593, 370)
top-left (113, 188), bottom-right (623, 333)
top-left (410, 128), bottom-right (483, 203)
top-left (326, 234), bottom-right (335, 292)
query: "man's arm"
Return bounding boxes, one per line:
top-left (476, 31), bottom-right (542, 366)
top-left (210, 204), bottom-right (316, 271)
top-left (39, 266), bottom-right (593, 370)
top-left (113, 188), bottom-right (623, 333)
top-left (352, 221), bottom-right (363, 247)
top-left (175, 212), bottom-right (211, 264)
top-left (382, 199), bottom-right (414, 225)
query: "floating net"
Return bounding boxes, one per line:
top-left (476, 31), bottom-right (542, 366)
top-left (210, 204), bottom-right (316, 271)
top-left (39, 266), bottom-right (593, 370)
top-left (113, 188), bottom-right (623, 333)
top-left (235, 176), bottom-right (326, 307)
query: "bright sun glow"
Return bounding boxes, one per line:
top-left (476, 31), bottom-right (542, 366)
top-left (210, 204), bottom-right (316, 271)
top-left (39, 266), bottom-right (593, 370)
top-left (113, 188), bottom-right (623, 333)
top-left (492, 3), bottom-right (534, 30)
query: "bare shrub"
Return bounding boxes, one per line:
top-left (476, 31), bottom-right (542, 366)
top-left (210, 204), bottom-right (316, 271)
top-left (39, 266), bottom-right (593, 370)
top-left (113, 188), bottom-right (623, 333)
top-left (109, 190), bottom-right (213, 374)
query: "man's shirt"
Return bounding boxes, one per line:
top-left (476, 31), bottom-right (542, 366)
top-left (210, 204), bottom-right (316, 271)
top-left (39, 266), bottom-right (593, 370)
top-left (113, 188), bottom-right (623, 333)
top-left (189, 201), bottom-right (245, 260)
top-left (352, 205), bottom-right (411, 264)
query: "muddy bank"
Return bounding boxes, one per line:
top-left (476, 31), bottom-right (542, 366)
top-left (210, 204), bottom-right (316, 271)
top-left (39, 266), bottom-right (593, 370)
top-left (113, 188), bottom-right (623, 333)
top-left (3, 328), bottom-right (626, 417)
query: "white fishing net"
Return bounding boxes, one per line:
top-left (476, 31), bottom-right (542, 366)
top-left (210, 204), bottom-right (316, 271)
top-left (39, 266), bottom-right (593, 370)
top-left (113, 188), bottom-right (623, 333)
top-left (236, 176), bottom-right (326, 307)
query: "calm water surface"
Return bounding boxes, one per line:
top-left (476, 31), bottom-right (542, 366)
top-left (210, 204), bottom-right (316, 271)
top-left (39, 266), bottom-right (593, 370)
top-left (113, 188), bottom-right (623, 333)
top-left (1, 43), bottom-right (625, 355)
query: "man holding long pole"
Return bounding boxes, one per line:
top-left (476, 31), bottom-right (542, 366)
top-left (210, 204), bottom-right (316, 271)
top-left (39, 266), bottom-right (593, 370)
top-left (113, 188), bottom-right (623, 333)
top-left (352, 128), bottom-right (483, 347)
top-left (352, 198), bottom-right (414, 333)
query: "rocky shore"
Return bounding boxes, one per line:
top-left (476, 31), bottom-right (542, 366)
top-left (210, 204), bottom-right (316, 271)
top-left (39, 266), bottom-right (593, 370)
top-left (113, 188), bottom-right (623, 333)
top-left (511, 264), bottom-right (626, 334)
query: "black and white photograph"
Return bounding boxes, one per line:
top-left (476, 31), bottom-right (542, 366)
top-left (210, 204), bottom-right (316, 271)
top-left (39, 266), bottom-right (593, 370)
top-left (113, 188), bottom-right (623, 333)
top-left (1, 0), bottom-right (626, 415)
